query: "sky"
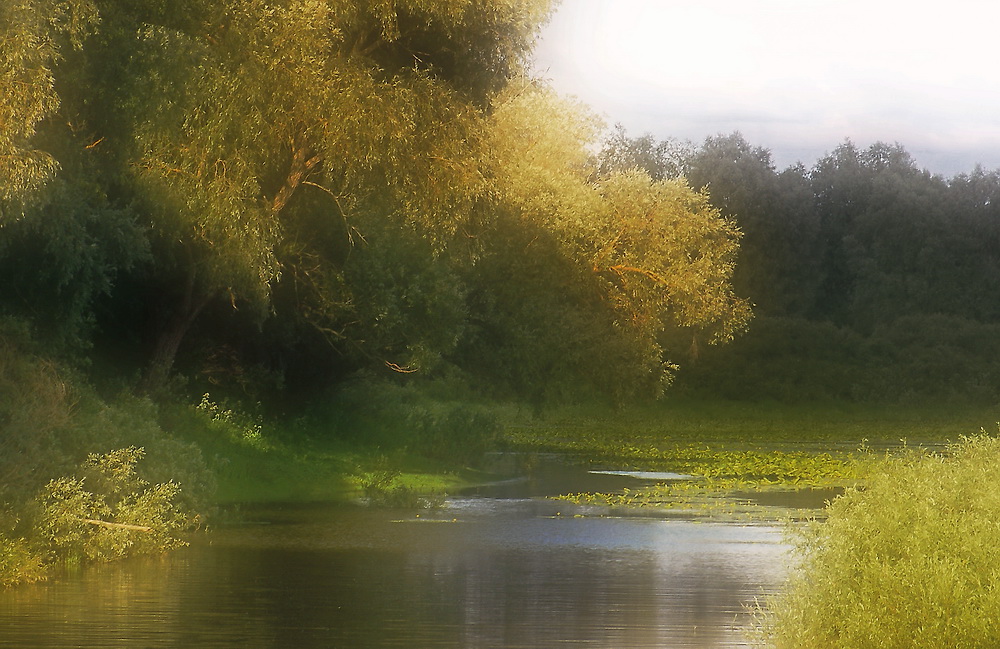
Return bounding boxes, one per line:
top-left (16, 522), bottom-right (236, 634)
top-left (531, 0), bottom-right (1000, 177)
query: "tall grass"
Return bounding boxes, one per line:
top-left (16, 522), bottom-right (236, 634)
top-left (759, 434), bottom-right (1000, 648)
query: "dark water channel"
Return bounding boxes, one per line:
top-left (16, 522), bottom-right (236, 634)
top-left (0, 457), bottom-right (791, 648)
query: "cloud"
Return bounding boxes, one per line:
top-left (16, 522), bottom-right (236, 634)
top-left (532, 0), bottom-right (1000, 176)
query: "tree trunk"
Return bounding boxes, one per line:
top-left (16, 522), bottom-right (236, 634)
top-left (137, 272), bottom-right (215, 396)
top-left (138, 136), bottom-right (318, 396)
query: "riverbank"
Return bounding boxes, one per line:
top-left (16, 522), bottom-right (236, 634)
top-left (194, 398), bottom-right (999, 516)
top-left (496, 400), bottom-right (999, 521)
top-left (3, 390), bottom-right (996, 587)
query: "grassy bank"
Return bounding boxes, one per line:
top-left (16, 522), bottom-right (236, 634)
top-left (506, 399), bottom-right (997, 450)
top-left (168, 396), bottom-right (1000, 513)
top-left (157, 389), bottom-right (501, 506)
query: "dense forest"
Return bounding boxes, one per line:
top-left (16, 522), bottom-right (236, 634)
top-left (2, 0), bottom-right (747, 407)
top-left (4, 0), bottom-right (1000, 580)
top-left (675, 134), bottom-right (1000, 402)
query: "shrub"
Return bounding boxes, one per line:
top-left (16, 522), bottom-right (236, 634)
top-left (0, 325), bottom-right (78, 504)
top-left (759, 435), bottom-right (1000, 648)
top-left (868, 315), bottom-right (1000, 402)
top-left (0, 531), bottom-right (46, 587)
top-left (0, 324), bottom-right (214, 512)
top-left (34, 447), bottom-right (194, 563)
top-left (675, 316), bottom-right (869, 402)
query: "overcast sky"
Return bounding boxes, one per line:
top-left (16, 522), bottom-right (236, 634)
top-left (531, 0), bottom-right (1000, 177)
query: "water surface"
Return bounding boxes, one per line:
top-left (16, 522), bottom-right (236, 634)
top-left (0, 463), bottom-right (790, 648)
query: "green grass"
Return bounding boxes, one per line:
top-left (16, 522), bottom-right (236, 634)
top-left (507, 399), bottom-right (997, 448)
top-left (182, 397), bottom-right (999, 509)
top-left (159, 395), bottom-right (491, 505)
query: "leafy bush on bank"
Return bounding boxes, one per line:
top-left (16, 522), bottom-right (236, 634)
top-left (0, 323), bottom-right (210, 586)
top-left (760, 434), bottom-right (1000, 647)
top-left (0, 447), bottom-right (196, 586)
top-left (36, 447), bottom-right (194, 563)
top-left (0, 321), bottom-right (214, 511)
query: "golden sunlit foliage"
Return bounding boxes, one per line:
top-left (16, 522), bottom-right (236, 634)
top-left (486, 84), bottom-right (750, 389)
top-left (0, 0), bottom-right (97, 216)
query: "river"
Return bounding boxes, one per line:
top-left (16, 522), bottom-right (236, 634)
top-left (0, 459), bottom-right (791, 648)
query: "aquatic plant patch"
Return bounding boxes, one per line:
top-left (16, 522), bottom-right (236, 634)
top-left (503, 403), bottom-right (928, 520)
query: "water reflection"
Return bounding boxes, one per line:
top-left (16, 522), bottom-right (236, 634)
top-left (0, 499), bottom-right (788, 648)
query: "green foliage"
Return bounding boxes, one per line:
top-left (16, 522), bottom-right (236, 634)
top-left (676, 314), bottom-right (1000, 403)
top-left (79, 395), bottom-right (216, 513)
top-left (0, 179), bottom-right (148, 354)
top-left (0, 530), bottom-right (47, 587)
top-left (685, 133), bottom-right (822, 318)
top-left (867, 315), bottom-right (1000, 402)
top-left (0, 321), bottom-right (80, 504)
top-left (0, 0), bottom-right (98, 217)
top-left (675, 316), bottom-right (870, 401)
top-left (649, 134), bottom-right (1000, 402)
top-left (339, 218), bottom-right (470, 375)
top-left (158, 396), bottom-right (348, 504)
top-left (0, 323), bottom-right (214, 509)
top-left (458, 209), bottom-right (669, 405)
top-left (595, 124), bottom-right (693, 181)
top-left (35, 447), bottom-right (193, 563)
top-left (331, 378), bottom-right (502, 466)
top-left (45, 0), bottom-right (556, 391)
top-left (477, 85), bottom-right (751, 402)
top-left (195, 393), bottom-right (270, 451)
top-left (356, 455), bottom-right (444, 509)
top-left (0, 326), bottom-right (211, 584)
top-left (508, 418), bottom-right (860, 487)
top-left (760, 435), bottom-right (1000, 648)
top-left (2, 0), bottom-right (754, 407)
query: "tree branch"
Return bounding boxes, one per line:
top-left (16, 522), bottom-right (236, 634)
top-left (270, 137), bottom-right (322, 215)
top-left (81, 518), bottom-right (153, 532)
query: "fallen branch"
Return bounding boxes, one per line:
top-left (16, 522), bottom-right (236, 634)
top-left (81, 519), bottom-right (153, 533)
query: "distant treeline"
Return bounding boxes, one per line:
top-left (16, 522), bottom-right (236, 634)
top-left (665, 133), bottom-right (1000, 402)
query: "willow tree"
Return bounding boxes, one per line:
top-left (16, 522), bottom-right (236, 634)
top-left (483, 85), bottom-right (751, 397)
top-left (0, 0), bottom-right (152, 353)
top-left (56, 0), bottom-right (554, 392)
top-left (0, 0), bottom-right (97, 219)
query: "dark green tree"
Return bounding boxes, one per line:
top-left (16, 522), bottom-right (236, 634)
top-left (686, 132), bottom-right (821, 318)
top-left (49, 0), bottom-right (556, 392)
